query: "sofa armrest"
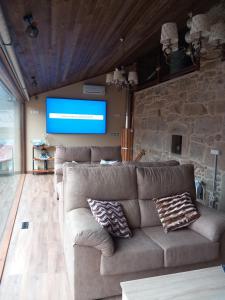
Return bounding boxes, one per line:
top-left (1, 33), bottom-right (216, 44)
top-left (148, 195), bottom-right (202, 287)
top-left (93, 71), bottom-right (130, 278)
top-left (189, 203), bottom-right (225, 242)
top-left (55, 163), bottom-right (63, 175)
top-left (66, 208), bottom-right (114, 256)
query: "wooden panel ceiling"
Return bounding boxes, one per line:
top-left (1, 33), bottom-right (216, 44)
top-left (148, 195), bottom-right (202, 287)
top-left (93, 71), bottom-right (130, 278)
top-left (0, 0), bottom-right (218, 96)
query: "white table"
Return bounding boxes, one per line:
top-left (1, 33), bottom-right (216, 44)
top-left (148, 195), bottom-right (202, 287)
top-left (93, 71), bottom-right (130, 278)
top-left (121, 266), bottom-right (225, 300)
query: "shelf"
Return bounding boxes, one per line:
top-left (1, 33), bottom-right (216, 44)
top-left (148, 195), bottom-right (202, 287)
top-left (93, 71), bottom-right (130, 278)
top-left (33, 157), bottom-right (54, 161)
top-left (32, 145), bottom-right (55, 175)
top-left (32, 169), bottom-right (54, 173)
top-left (33, 145), bottom-right (55, 150)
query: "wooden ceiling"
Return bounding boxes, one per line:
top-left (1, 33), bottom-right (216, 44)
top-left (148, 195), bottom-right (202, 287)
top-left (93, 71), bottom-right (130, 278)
top-left (0, 0), bottom-right (218, 96)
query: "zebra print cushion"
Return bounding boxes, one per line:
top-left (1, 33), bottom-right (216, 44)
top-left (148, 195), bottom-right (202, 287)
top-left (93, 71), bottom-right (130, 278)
top-left (87, 199), bottom-right (132, 238)
top-left (154, 192), bottom-right (200, 233)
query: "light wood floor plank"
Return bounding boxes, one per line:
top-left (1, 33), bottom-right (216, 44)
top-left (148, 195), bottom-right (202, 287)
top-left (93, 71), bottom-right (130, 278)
top-left (0, 174), bottom-right (72, 300)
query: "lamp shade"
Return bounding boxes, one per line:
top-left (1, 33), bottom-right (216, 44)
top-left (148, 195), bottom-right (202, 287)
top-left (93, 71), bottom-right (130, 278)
top-left (106, 73), bottom-right (113, 84)
top-left (128, 71), bottom-right (138, 85)
top-left (208, 22), bottom-right (225, 46)
top-left (160, 22), bottom-right (178, 45)
top-left (113, 69), bottom-right (124, 83)
top-left (190, 14), bottom-right (210, 39)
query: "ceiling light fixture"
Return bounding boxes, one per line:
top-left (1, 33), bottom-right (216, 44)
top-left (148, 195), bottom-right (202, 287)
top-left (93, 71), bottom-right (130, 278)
top-left (160, 13), bottom-right (225, 64)
top-left (106, 67), bottom-right (138, 88)
top-left (23, 14), bottom-right (39, 38)
top-left (106, 37), bottom-right (138, 88)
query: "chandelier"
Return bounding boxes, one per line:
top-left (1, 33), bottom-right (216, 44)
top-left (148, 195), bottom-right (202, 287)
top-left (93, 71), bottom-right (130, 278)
top-left (160, 13), bottom-right (225, 64)
top-left (106, 67), bottom-right (138, 88)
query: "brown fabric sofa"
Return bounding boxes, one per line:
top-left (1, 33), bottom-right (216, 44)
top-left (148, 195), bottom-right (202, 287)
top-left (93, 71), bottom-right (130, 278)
top-left (62, 164), bottom-right (225, 300)
top-left (54, 145), bottom-right (179, 199)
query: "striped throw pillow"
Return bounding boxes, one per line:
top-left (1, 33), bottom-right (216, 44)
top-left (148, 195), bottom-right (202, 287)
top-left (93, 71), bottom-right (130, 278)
top-left (154, 192), bottom-right (200, 233)
top-left (87, 199), bottom-right (132, 238)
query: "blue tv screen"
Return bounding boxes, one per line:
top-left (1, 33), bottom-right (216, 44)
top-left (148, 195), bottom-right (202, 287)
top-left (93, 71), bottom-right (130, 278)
top-left (46, 97), bottom-right (107, 134)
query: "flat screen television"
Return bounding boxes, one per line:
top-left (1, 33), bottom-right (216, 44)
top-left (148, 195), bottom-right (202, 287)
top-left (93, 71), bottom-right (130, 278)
top-left (46, 97), bottom-right (107, 134)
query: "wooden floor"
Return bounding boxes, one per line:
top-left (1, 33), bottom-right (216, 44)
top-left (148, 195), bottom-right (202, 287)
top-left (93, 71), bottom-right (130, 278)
top-left (0, 175), bottom-right (72, 300)
top-left (0, 174), bottom-right (21, 243)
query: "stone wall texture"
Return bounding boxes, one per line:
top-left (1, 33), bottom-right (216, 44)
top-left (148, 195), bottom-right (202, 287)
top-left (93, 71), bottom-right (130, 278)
top-left (133, 60), bottom-right (225, 211)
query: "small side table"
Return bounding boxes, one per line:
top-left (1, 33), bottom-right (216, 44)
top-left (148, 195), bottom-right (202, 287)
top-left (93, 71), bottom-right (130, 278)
top-left (32, 145), bottom-right (55, 174)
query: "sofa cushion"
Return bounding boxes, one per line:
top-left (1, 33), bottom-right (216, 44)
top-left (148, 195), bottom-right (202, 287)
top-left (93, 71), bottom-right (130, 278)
top-left (55, 146), bottom-right (91, 164)
top-left (142, 226), bottom-right (219, 267)
top-left (139, 199), bottom-right (162, 227)
top-left (190, 203), bottom-right (225, 242)
top-left (154, 192), bottom-right (200, 233)
top-left (87, 199), bottom-right (132, 238)
top-left (64, 165), bottom-right (137, 211)
top-left (137, 164), bottom-right (196, 201)
top-left (119, 199), bottom-right (141, 229)
top-left (100, 229), bottom-right (163, 275)
top-left (91, 146), bottom-right (121, 162)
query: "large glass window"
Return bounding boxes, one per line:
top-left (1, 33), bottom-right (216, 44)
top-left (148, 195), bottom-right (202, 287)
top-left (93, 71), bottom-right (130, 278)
top-left (0, 81), bottom-right (23, 244)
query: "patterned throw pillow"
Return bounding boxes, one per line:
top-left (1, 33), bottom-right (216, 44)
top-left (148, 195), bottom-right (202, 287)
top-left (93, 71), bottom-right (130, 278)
top-left (87, 199), bottom-right (132, 238)
top-left (154, 192), bottom-right (200, 233)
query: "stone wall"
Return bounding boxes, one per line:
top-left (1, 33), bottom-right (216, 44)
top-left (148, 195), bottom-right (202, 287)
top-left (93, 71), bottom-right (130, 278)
top-left (133, 60), bottom-right (225, 211)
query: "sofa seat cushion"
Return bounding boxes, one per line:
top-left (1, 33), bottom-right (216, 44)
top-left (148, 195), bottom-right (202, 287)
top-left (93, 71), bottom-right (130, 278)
top-left (142, 226), bottom-right (219, 268)
top-left (100, 229), bottom-right (163, 275)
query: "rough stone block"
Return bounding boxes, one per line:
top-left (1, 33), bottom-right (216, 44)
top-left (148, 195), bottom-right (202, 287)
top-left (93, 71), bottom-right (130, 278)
top-left (169, 102), bottom-right (183, 114)
top-left (141, 130), bottom-right (164, 151)
top-left (203, 148), bottom-right (215, 168)
top-left (135, 103), bottom-right (145, 115)
top-left (169, 122), bottom-right (189, 135)
top-left (215, 142), bottom-right (225, 171)
top-left (189, 142), bottom-right (206, 162)
top-left (184, 103), bottom-right (207, 116)
top-left (194, 116), bottom-right (222, 134)
top-left (219, 173), bottom-right (225, 211)
top-left (208, 101), bottom-right (225, 115)
top-left (146, 117), bottom-right (166, 131)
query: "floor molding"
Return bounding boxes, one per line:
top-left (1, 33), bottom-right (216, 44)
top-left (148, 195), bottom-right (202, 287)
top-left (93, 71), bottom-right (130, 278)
top-left (0, 174), bottom-right (26, 282)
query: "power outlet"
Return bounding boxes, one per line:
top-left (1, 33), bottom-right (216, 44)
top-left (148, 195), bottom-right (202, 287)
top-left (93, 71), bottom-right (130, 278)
top-left (111, 132), bottom-right (120, 137)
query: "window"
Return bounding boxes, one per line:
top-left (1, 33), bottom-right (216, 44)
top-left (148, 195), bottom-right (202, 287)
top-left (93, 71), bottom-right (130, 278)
top-left (0, 80), bottom-right (23, 248)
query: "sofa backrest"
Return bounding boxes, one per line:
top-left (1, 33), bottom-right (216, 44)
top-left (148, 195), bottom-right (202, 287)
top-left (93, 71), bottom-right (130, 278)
top-left (63, 163), bottom-right (195, 229)
top-left (137, 164), bottom-right (196, 227)
top-left (91, 146), bottom-right (121, 162)
top-left (64, 164), bottom-right (137, 209)
top-left (55, 145), bottom-right (121, 175)
top-left (55, 146), bottom-right (91, 172)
